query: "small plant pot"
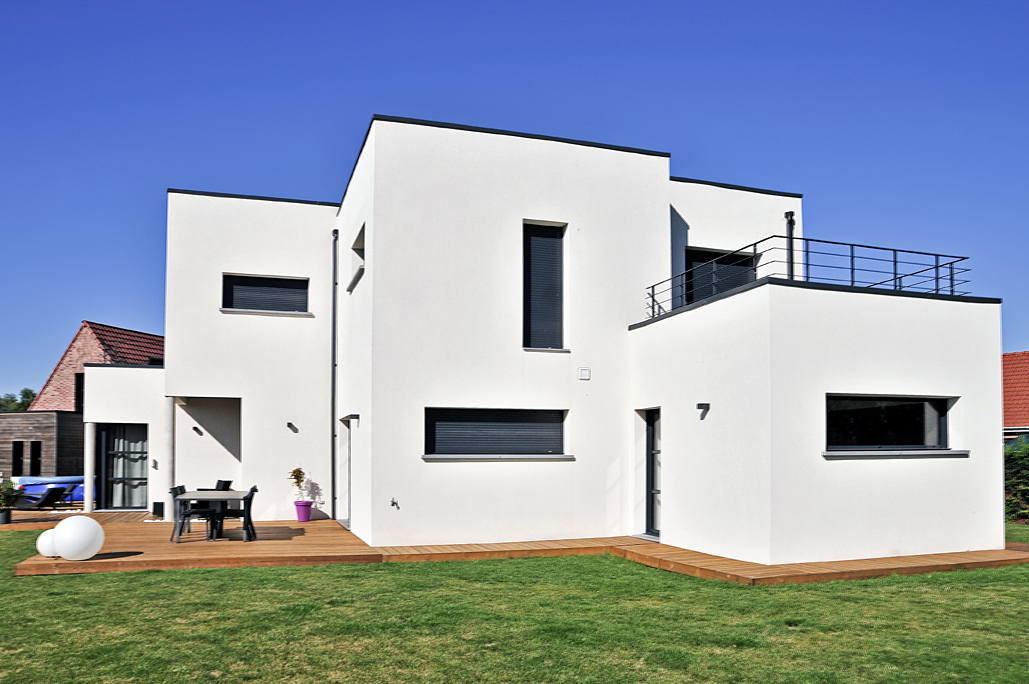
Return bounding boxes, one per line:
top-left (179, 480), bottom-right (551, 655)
top-left (0, 509), bottom-right (11, 525)
top-left (294, 501), bottom-right (314, 522)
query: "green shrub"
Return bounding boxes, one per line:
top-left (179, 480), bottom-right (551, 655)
top-left (1006, 439), bottom-right (1029, 521)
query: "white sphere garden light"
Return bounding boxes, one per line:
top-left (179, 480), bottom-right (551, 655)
top-left (52, 516), bottom-right (105, 561)
top-left (35, 528), bottom-right (59, 558)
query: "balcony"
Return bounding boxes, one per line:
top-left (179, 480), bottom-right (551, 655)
top-left (645, 235), bottom-right (971, 320)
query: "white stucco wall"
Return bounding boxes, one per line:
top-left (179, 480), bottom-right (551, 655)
top-left (629, 285), bottom-right (776, 563)
top-left (83, 365), bottom-right (169, 513)
top-left (669, 179), bottom-right (802, 260)
top-left (766, 284), bottom-right (1004, 562)
top-left (337, 127), bottom-right (376, 537)
top-left (165, 192), bottom-right (337, 520)
top-left (344, 120), bottom-right (672, 546)
top-left (629, 281), bottom-right (1004, 564)
top-left (173, 397), bottom-right (242, 492)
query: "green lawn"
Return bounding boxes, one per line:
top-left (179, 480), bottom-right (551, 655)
top-left (1, 529), bottom-right (1028, 683)
top-left (1006, 521), bottom-right (1029, 544)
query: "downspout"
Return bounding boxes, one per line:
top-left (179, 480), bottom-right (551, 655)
top-left (330, 228), bottom-right (339, 521)
top-left (785, 211), bottom-right (795, 280)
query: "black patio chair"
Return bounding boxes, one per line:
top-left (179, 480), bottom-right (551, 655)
top-left (169, 485), bottom-right (218, 542)
top-left (214, 486), bottom-right (258, 542)
top-left (16, 486), bottom-right (68, 510)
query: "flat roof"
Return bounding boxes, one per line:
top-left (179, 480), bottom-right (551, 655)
top-left (168, 188), bottom-right (338, 207)
top-left (670, 176), bottom-right (803, 199)
top-left (370, 114), bottom-right (672, 158)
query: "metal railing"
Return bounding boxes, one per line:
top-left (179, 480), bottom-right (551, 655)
top-left (645, 235), bottom-right (971, 319)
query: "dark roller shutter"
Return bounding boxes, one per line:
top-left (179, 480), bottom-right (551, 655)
top-left (425, 408), bottom-right (564, 455)
top-left (222, 275), bottom-right (309, 312)
top-left (523, 225), bottom-right (563, 348)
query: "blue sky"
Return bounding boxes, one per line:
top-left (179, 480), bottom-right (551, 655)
top-left (1, 1), bottom-right (1027, 394)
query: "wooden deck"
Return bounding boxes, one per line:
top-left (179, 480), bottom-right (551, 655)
top-left (3, 509), bottom-right (157, 531)
top-left (12, 516), bottom-right (1029, 583)
top-left (14, 520), bottom-right (380, 575)
top-left (614, 542), bottom-right (1029, 585)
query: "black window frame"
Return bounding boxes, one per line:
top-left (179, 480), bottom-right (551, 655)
top-left (425, 408), bottom-right (565, 456)
top-left (75, 372), bottom-right (85, 413)
top-left (11, 441), bottom-right (23, 477)
top-left (29, 440), bottom-right (42, 476)
top-left (826, 395), bottom-right (950, 451)
top-left (221, 274), bottom-right (309, 313)
top-left (523, 224), bottom-right (565, 349)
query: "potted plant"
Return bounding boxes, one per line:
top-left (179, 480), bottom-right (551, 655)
top-left (289, 468), bottom-right (314, 522)
top-left (0, 481), bottom-right (23, 524)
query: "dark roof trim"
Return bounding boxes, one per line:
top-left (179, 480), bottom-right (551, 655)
top-left (371, 115), bottom-right (671, 158)
top-left (83, 363), bottom-right (164, 369)
top-left (670, 176), bottom-right (803, 199)
top-left (629, 277), bottom-right (1000, 330)
top-left (168, 188), bottom-right (339, 207)
top-left (338, 114), bottom-right (672, 208)
top-left (0, 410), bottom-right (79, 415)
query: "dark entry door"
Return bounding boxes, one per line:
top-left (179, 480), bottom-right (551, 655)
top-left (98, 424), bottom-right (148, 509)
top-left (646, 409), bottom-right (661, 537)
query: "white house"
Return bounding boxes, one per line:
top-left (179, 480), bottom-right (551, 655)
top-left (83, 115), bottom-right (1004, 565)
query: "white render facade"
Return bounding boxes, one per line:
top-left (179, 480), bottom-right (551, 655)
top-left (84, 116), bottom-right (1004, 564)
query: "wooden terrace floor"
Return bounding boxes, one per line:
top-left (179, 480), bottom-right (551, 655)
top-left (12, 516), bottom-right (1029, 583)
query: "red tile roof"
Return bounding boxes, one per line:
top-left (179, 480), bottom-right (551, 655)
top-left (83, 321), bottom-right (164, 366)
top-left (1003, 351), bottom-right (1029, 428)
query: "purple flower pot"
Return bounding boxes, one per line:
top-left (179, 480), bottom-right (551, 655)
top-left (294, 501), bottom-right (313, 522)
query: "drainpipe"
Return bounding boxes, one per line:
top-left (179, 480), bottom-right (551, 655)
top-left (83, 422), bottom-right (96, 513)
top-left (785, 211), bottom-right (796, 280)
top-left (330, 228), bottom-right (339, 521)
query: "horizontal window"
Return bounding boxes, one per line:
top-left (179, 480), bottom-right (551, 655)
top-left (425, 408), bottom-right (564, 455)
top-left (222, 275), bottom-right (308, 313)
top-left (826, 396), bottom-right (948, 450)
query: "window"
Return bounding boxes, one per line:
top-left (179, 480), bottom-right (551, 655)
top-left (523, 224), bottom-right (564, 349)
top-left (826, 396), bottom-right (948, 450)
top-left (29, 440), bottom-right (41, 476)
top-left (11, 441), bottom-right (23, 477)
top-left (222, 275), bottom-right (308, 313)
top-left (75, 373), bottom-right (84, 413)
top-left (425, 408), bottom-right (564, 455)
top-left (683, 247), bottom-right (756, 304)
top-left (99, 424), bottom-right (148, 509)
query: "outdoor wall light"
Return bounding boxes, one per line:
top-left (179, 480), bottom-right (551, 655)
top-left (287, 422), bottom-right (299, 433)
top-left (697, 403), bottom-right (711, 420)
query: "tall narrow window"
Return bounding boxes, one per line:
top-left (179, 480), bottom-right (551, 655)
top-left (75, 373), bottom-right (85, 413)
top-left (29, 441), bottom-right (42, 476)
top-left (222, 275), bottom-right (309, 313)
top-left (523, 224), bottom-right (564, 349)
top-left (11, 441), bottom-right (23, 477)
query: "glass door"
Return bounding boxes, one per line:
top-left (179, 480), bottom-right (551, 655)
top-left (646, 409), bottom-right (661, 537)
top-left (99, 424), bottom-right (148, 509)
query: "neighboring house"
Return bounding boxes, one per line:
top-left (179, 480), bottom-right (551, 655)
top-left (0, 321), bottom-right (163, 489)
top-left (1003, 351), bottom-right (1029, 443)
top-left (84, 115), bottom-right (1004, 565)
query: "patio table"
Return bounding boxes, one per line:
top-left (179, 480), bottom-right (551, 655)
top-left (173, 490), bottom-right (249, 542)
